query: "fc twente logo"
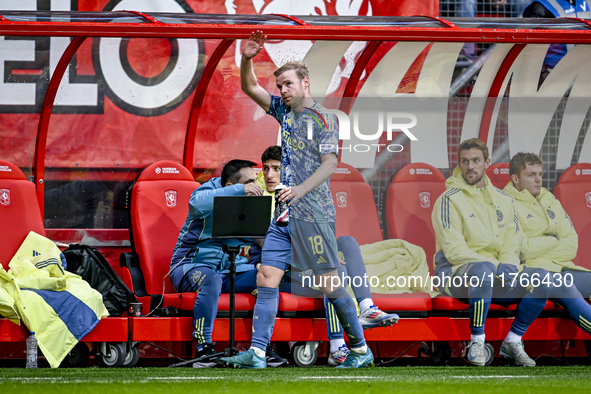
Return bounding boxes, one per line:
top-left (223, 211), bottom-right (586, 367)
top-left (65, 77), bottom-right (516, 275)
top-left (165, 190), bottom-right (177, 208)
top-left (336, 191), bottom-right (347, 208)
top-left (0, 188), bottom-right (10, 206)
top-left (419, 191), bottom-right (431, 208)
top-left (586, 191), bottom-right (591, 208)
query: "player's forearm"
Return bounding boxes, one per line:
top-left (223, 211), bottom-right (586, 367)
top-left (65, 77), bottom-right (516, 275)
top-left (544, 238), bottom-right (578, 262)
top-left (240, 56), bottom-right (270, 112)
top-left (190, 185), bottom-right (244, 217)
top-left (444, 244), bottom-right (501, 267)
top-left (520, 235), bottom-right (558, 260)
top-left (240, 56), bottom-right (258, 96)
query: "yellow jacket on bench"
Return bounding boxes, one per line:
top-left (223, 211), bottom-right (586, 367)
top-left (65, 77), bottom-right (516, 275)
top-left (1, 231), bottom-right (108, 368)
top-left (431, 167), bottom-right (521, 272)
top-left (504, 183), bottom-right (589, 273)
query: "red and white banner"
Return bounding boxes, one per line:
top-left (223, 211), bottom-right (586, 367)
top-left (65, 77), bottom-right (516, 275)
top-left (0, 0), bottom-right (438, 176)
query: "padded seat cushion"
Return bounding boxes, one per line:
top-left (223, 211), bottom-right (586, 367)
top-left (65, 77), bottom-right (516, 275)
top-left (486, 163), bottom-right (510, 189)
top-left (129, 161), bottom-right (199, 295)
top-left (372, 292), bottom-right (432, 311)
top-left (331, 163), bottom-right (383, 245)
top-left (0, 160), bottom-right (45, 269)
top-left (278, 292), bottom-right (324, 312)
top-left (553, 163), bottom-right (591, 269)
top-left (385, 163), bottom-right (446, 274)
top-left (432, 295), bottom-right (517, 311)
top-left (161, 293), bottom-right (256, 311)
top-left (432, 295), bottom-right (559, 311)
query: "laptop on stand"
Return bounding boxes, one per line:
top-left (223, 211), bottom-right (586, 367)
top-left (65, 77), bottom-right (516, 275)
top-left (212, 195), bottom-right (272, 356)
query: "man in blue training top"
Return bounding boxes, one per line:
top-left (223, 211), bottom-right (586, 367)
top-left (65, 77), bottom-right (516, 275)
top-left (221, 31), bottom-right (373, 369)
top-left (169, 159), bottom-right (263, 368)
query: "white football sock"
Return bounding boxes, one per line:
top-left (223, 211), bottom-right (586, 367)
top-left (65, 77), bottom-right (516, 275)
top-left (330, 338), bottom-right (346, 353)
top-left (251, 346), bottom-right (266, 358)
top-left (351, 345), bottom-right (368, 354)
top-left (471, 334), bottom-right (485, 342)
top-left (359, 298), bottom-right (374, 313)
top-left (504, 330), bottom-right (522, 344)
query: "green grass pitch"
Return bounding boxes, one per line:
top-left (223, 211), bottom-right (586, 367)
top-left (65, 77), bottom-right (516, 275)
top-left (1, 366), bottom-right (591, 394)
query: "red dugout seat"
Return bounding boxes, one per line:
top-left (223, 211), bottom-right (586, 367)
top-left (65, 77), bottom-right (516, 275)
top-left (0, 160), bottom-right (45, 270)
top-left (0, 161), bottom-right (131, 349)
top-left (331, 163), bottom-right (433, 312)
top-left (553, 163), bottom-right (591, 270)
top-left (432, 296), bottom-right (559, 311)
top-left (486, 162), bottom-right (510, 189)
top-left (384, 163), bottom-right (446, 275)
top-left (331, 163), bottom-right (383, 245)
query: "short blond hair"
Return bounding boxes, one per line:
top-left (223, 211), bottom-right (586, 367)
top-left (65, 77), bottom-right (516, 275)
top-left (273, 61), bottom-right (309, 81)
top-left (509, 152), bottom-right (543, 177)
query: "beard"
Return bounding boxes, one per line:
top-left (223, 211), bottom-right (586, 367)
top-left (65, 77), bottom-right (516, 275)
top-left (463, 171), bottom-right (484, 186)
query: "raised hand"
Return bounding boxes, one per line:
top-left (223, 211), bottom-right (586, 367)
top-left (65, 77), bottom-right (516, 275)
top-left (242, 30), bottom-right (267, 60)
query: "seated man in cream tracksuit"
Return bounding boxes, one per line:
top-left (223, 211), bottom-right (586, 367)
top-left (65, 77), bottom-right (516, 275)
top-left (431, 138), bottom-right (552, 367)
top-left (504, 152), bottom-right (591, 335)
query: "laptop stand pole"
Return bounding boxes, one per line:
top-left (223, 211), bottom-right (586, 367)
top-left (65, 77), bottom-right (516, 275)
top-left (222, 245), bottom-right (240, 357)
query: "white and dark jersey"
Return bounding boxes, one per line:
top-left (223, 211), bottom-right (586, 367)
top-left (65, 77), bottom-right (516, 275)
top-left (267, 94), bottom-right (339, 223)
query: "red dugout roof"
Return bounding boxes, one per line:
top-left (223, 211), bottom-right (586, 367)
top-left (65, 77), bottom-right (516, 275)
top-left (0, 12), bottom-right (590, 43)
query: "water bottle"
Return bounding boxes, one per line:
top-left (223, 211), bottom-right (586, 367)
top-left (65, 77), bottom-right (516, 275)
top-left (26, 332), bottom-right (38, 368)
top-left (274, 184), bottom-right (289, 227)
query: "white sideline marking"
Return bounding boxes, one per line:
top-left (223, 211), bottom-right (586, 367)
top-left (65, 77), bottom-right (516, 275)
top-left (2, 375), bottom-right (539, 384)
top-left (447, 376), bottom-right (532, 379)
top-left (3, 377), bottom-right (223, 384)
top-left (147, 377), bottom-right (223, 380)
top-left (299, 376), bottom-right (378, 379)
top-left (299, 375), bottom-right (534, 381)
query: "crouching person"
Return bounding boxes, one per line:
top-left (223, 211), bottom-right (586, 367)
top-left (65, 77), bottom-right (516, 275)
top-left (169, 160), bottom-right (263, 367)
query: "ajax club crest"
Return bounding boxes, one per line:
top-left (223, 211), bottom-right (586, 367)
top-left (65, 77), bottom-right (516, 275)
top-left (496, 209), bottom-right (503, 222)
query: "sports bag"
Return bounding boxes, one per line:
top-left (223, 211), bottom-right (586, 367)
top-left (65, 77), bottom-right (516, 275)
top-left (62, 244), bottom-right (136, 316)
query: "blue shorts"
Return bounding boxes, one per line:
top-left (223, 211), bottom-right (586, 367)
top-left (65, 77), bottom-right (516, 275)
top-left (261, 218), bottom-right (340, 275)
top-left (261, 220), bottom-right (291, 272)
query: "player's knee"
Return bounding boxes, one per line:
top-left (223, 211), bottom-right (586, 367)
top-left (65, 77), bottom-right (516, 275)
top-left (198, 272), bottom-right (223, 297)
top-left (256, 265), bottom-right (283, 288)
top-left (526, 267), bottom-right (553, 295)
top-left (471, 261), bottom-right (496, 276)
top-left (337, 236), bottom-right (358, 252)
top-left (467, 262), bottom-right (496, 287)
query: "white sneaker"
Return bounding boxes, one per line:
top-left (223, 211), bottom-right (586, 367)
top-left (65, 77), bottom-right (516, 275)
top-left (327, 345), bottom-right (350, 366)
top-left (500, 341), bottom-right (536, 367)
top-left (465, 339), bottom-right (486, 366)
top-left (358, 305), bottom-right (400, 329)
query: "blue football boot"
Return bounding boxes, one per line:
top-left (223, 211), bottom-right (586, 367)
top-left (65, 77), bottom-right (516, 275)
top-left (334, 347), bottom-right (374, 368)
top-left (220, 348), bottom-right (267, 369)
